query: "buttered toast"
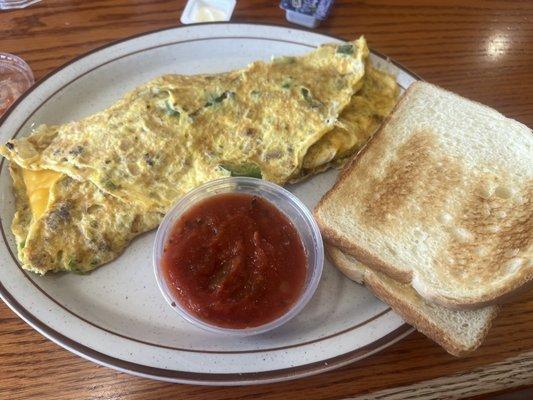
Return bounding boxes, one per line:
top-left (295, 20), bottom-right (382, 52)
top-left (327, 246), bottom-right (498, 356)
top-left (316, 82), bottom-right (532, 309)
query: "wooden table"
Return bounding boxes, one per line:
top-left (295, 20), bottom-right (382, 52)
top-left (1, 1), bottom-right (532, 399)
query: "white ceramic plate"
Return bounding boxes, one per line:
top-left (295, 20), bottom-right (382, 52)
top-left (0, 23), bottom-right (418, 385)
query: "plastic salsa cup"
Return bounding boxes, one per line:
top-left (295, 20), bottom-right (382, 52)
top-left (153, 177), bottom-right (324, 336)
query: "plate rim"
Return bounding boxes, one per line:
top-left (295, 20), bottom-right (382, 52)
top-left (1, 282), bottom-right (413, 385)
top-left (0, 22), bottom-right (417, 385)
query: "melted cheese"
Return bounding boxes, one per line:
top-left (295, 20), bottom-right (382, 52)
top-left (21, 169), bottom-right (61, 220)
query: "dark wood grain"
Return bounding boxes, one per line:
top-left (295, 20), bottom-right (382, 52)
top-left (0, 1), bottom-right (532, 399)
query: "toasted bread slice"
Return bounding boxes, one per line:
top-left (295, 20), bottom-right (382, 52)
top-left (327, 246), bottom-right (498, 356)
top-left (315, 82), bottom-right (532, 309)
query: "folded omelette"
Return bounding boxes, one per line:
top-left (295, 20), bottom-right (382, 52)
top-left (1, 37), bottom-right (399, 274)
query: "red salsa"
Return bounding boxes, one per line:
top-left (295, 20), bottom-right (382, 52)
top-left (161, 193), bottom-right (307, 329)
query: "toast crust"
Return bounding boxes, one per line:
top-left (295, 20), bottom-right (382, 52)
top-left (325, 245), bottom-right (365, 283)
top-left (363, 273), bottom-right (499, 357)
top-left (326, 245), bottom-right (499, 356)
top-left (315, 81), bottom-right (533, 309)
top-left (321, 231), bottom-right (413, 283)
top-left (316, 84), bottom-right (418, 284)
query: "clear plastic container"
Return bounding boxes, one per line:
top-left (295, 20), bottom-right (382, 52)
top-left (280, 0), bottom-right (335, 28)
top-left (180, 0), bottom-right (236, 24)
top-left (153, 177), bottom-right (324, 336)
top-left (0, 53), bottom-right (34, 116)
top-left (0, 0), bottom-right (41, 10)
top-left (284, 10), bottom-right (321, 28)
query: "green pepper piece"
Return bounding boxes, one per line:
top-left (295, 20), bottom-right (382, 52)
top-left (220, 163), bottom-right (262, 179)
top-left (165, 100), bottom-right (180, 117)
top-left (336, 44), bottom-right (354, 55)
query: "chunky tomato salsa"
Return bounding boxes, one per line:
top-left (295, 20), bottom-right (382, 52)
top-left (161, 193), bottom-right (307, 328)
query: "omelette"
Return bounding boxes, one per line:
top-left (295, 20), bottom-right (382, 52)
top-left (294, 64), bottom-right (399, 180)
top-left (2, 38), bottom-right (369, 211)
top-left (9, 164), bottom-right (163, 274)
top-left (1, 37), bottom-right (400, 274)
